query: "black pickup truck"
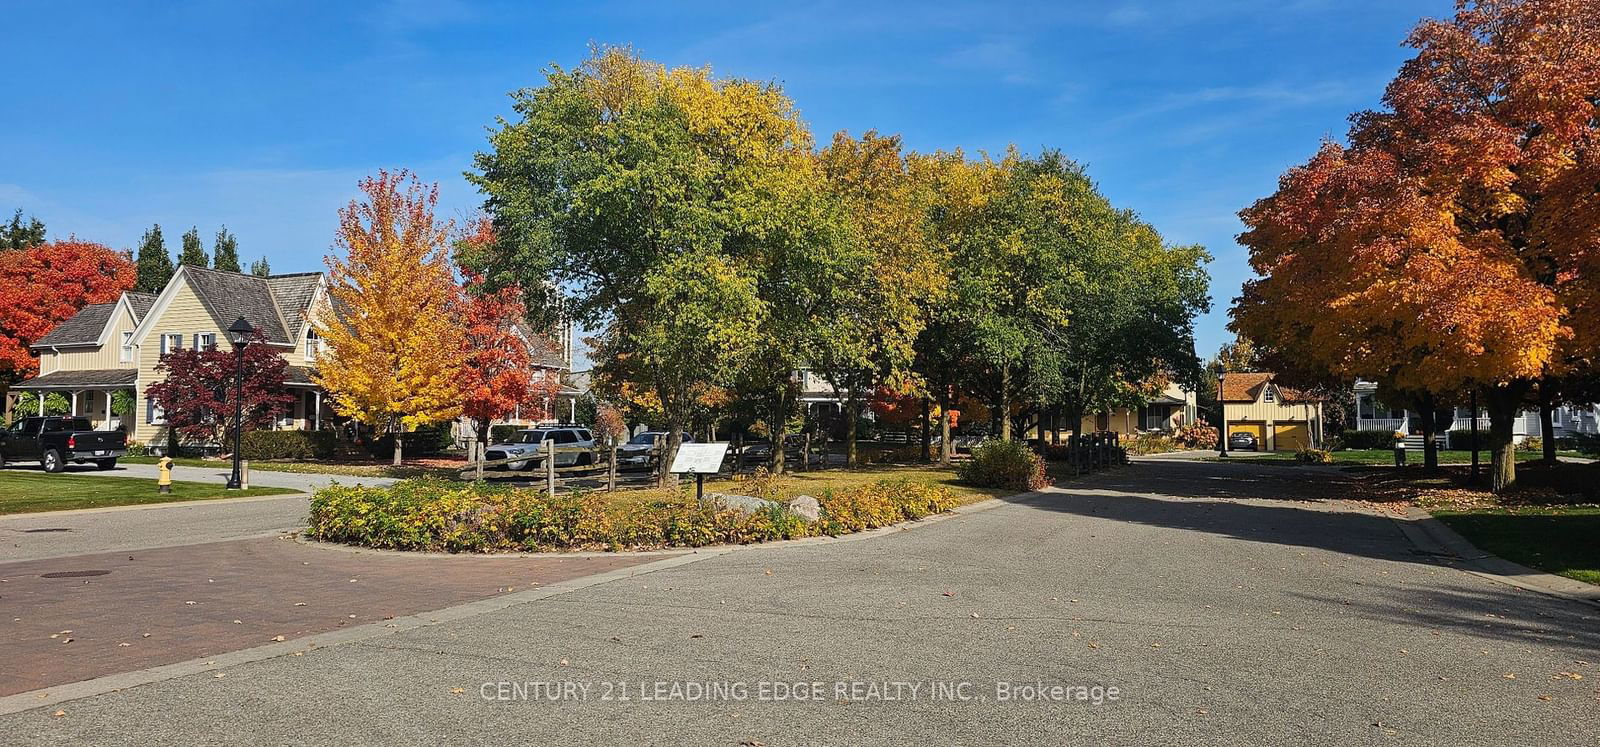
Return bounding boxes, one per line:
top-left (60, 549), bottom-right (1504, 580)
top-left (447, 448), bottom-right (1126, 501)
top-left (0, 416), bottom-right (127, 472)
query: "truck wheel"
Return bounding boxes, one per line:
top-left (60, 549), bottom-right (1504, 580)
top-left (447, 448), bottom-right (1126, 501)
top-left (41, 449), bottom-right (64, 473)
top-left (96, 458), bottom-right (118, 470)
top-left (0, 452), bottom-right (6, 469)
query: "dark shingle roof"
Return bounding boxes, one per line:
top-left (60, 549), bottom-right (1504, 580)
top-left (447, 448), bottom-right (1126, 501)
top-left (34, 304), bottom-right (117, 346)
top-left (284, 365), bottom-right (316, 386)
top-left (13, 369), bottom-right (137, 389)
top-left (264, 273), bottom-right (321, 340)
top-left (126, 292), bottom-right (157, 322)
top-left (183, 267), bottom-right (293, 344)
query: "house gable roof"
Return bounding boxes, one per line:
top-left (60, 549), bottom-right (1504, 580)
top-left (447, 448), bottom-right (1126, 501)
top-left (1220, 372), bottom-right (1324, 403)
top-left (264, 273), bottom-right (322, 341)
top-left (131, 266), bottom-right (326, 349)
top-left (33, 303), bottom-right (118, 347)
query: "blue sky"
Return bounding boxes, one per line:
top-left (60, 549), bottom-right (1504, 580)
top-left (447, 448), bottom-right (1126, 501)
top-left (2, 0), bottom-right (1450, 366)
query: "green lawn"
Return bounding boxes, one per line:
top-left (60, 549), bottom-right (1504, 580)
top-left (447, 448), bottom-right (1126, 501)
top-left (123, 455), bottom-right (455, 479)
top-left (0, 469), bottom-right (296, 515)
top-left (1213, 449), bottom-right (1583, 465)
top-left (1432, 506), bottom-right (1600, 585)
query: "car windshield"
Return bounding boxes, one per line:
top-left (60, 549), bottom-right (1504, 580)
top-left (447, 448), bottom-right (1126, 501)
top-left (514, 431), bottom-right (547, 444)
top-left (627, 432), bottom-right (659, 445)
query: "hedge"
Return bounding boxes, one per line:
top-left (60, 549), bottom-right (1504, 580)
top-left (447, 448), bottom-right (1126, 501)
top-left (1339, 430), bottom-right (1397, 450)
top-left (305, 478), bottom-right (963, 552)
top-left (364, 421), bottom-right (456, 459)
top-left (490, 424), bottom-right (521, 443)
top-left (959, 440), bottom-right (1051, 491)
top-left (240, 429), bottom-right (337, 460)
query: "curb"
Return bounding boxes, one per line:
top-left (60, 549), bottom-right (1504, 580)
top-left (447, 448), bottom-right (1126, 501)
top-left (1386, 504), bottom-right (1600, 609)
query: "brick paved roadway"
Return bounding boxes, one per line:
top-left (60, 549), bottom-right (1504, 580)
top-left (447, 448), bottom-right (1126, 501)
top-left (0, 536), bottom-right (669, 695)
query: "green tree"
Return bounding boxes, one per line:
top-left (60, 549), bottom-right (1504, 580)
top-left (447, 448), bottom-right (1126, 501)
top-left (134, 224), bottom-right (174, 293)
top-left (468, 47), bottom-right (836, 479)
top-left (2, 209), bottom-right (46, 251)
top-left (249, 256), bottom-right (271, 277)
top-left (212, 226), bottom-right (240, 272)
top-left (178, 226), bottom-right (208, 267)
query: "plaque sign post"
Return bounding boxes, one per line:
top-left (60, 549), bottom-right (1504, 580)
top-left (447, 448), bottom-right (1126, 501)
top-left (669, 442), bottom-right (730, 501)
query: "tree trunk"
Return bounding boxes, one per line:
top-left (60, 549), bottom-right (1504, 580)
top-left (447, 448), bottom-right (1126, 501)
top-left (392, 432), bottom-right (404, 466)
top-left (845, 397), bottom-right (859, 469)
top-left (920, 397), bottom-right (931, 463)
top-left (1420, 392), bottom-right (1438, 470)
top-left (1050, 405), bottom-right (1061, 446)
top-left (771, 395), bottom-right (789, 475)
top-left (938, 396), bottom-right (953, 467)
top-left (660, 419), bottom-right (682, 489)
top-left (1539, 400), bottom-right (1556, 465)
top-left (1484, 387), bottom-right (1523, 492)
top-left (476, 417), bottom-right (491, 447)
top-left (998, 364), bottom-right (1012, 441)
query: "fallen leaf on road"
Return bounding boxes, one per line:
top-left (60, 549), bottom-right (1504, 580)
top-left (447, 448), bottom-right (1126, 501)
top-left (970, 613), bottom-right (980, 618)
top-left (450, 688), bottom-right (465, 695)
top-left (559, 658), bottom-right (569, 666)
top-left (610, 636), bottom-right (622, 643)
top-left (142, 633), bottom-right (151, 638)
top-left (1195, 709), bottom-right (1208, 715)
top-left (293, 603), bottom-right (306, 607)
top-left (942, 591), bottom-right (954, 597)
top-left (1087, 642), bottom-right (1101, 649)
top-left (1504, 673), bottom-right (1517, 679)
top-left (1537, 695), bottom-right (1552, 701)
top-left (764, 569), bottom-right (772, 575)
top-left (690, 634), bottom-right (703, 639)
top-left (213, 673), bottom-right (225, 679)
top-left (1556, 672), bottom-right (1584, 680)
top-left (233, 620), bottom-right (242, 625)
top-left (59, 638), bottom-right (72, 644)
top-left (51, 710), bottom-right (64, 718)
top-left (271, 635), bottom-right (286, 642)
top-left (185, 601), bottom-right (196, 605)
top-left (118, 643), bottom-right (130, 647)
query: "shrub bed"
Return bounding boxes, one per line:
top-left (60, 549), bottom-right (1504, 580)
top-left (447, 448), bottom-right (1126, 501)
top-left (1339, 430), bottom-right (1397, 450)
top-left (1123, 432), bottom-right (1178, 455)
top-left (958, 440), bottom-right (1051, 491)
top-left (307, 477), bottom-right (964, 552)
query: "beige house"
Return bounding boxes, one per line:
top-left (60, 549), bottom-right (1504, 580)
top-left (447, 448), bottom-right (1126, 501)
top-left (13, 266), bottom-right (329, 446)
top-left (1219, 372), bottom-right (1325, 451)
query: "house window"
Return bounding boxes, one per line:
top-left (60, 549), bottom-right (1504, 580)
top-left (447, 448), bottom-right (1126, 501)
top-left (161, 333), bottom-right (183, 355)
top-left (120, 332), bottom-right (134, 362)
top-left (196, 333), bottom-right (217, 351)
top-left (1263, 386), bottom-right (1276, 404)
top-left (305, 329), bottom-right (321, 360)
top-left (147, 398), bottom-right (167, 426)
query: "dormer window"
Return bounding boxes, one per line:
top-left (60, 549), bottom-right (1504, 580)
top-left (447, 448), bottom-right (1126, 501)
top-left (120, 331), bottom-right (134, 362)
top-left (1263, 386), bottom-right (1276, 404)
top-left (196, 333), bottom-right (217, 351)
top-left (305, 329), bottom-right (321, 360)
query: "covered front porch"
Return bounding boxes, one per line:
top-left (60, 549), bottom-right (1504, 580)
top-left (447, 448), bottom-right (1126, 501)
top-left (7, 369), bottom-right (136, 431)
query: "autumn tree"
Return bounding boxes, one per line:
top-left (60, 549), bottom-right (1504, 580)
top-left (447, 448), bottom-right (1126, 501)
top-left (469, 47), bottom-right (827, 478)
top-left (2, 210), bottom-right (45, 251)
top-left (212, 226), bottom-right (241, 272)
top-left (134, 224), bottom-right (173, 293)
top-left (812, 130), bottom-right (944, 467)
top-left (0, 239), bottom-right (136, 384)
top-left (179, 226), bottom-right (208, 267)
top-left (455, 220), bottom-right (561, 447)
top-left (1235, 0), bottom-right (1600, 490)
top-left (315, 170), bottom-right (465, 465)
top-left (145, 330), bottom-right (295, 448)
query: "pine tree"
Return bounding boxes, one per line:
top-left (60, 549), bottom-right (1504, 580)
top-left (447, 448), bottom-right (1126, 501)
top-left (134, 224), bottom-right (174, 293)
top-left (178, 226), bottom-right (208, 267)
top-left (249, 256), bottom-right (272, 277)
top-left (2, 209), bottom-right (46, 250)
top-left (212, 226), bottom-right (240, 272)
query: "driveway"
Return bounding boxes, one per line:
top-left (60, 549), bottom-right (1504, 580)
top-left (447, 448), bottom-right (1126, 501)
top-left (3, 459), bottom-right (1596, 745)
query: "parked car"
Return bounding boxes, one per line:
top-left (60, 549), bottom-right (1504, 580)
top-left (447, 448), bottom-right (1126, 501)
top-left (741, 434), bottom-right (809, 462)
top-left (0, 416), bottom-right (127, 472)
top-left (1227, 431), bottom-right (1258, 451)
top-left (484, 426), bottom-right (595, 471)
top-left (616, 431), bottom-right (692, 471)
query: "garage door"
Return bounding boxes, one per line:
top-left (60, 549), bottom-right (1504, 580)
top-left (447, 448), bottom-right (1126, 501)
top-left (1229, 422), bottom-right (1265, 449)
top-left (1273, 423), bottom-right (1309, 452)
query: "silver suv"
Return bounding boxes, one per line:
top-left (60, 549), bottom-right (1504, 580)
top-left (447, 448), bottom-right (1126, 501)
top-left (485, 426), bottom-right (595, 470)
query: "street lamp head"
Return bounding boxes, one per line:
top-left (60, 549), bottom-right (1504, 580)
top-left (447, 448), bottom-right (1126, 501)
top-left (227, 316), bottom-right (255, 346)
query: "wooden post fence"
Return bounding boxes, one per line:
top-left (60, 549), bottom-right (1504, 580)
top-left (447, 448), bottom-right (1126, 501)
top-left (545, 438), bottom-right (556, 498)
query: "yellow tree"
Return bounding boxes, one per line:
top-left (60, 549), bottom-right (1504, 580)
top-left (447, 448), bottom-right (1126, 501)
top-left (316, 170), bottom-right (465, 465)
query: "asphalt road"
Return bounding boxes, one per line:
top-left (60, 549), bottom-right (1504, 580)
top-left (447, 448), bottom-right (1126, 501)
top-left (0, 493), bottom-right (310, 563)
top-left (61, 461), bottom-right (400, 493)
top-left (5, 459), bottom-right (1597, 745)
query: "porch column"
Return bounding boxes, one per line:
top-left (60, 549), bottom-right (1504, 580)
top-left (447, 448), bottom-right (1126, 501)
top-left (38, 392), bottom-right (45, 415)
top-left (70, 391), bottom-right (78, 416)
top-left (570, 397), bottom-right (576, 423)
top-left (314, 391), bottom-right (322, 430)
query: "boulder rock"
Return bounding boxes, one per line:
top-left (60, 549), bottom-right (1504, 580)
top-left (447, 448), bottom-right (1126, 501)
top-left (706, 492), bottom-right (780, 515)
top-left (786, 495), bottom-right (821, 522)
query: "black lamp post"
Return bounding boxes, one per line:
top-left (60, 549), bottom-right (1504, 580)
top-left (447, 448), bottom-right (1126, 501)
top-left (1217, 373), bottom-right (1229, 457)
top-left (225, 316), bottom-right (254, 490)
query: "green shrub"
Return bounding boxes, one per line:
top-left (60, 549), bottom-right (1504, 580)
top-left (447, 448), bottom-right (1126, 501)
top-left (1173, 421), bottom-right (1218, 450)
top-left (489, 424), bottom-right (521, 443)
top-left (957, 439), bottom-right (1051, 491)
top-left (307, 477), bottom-right (963, 552)
top-left (1339, 430), bottom-right (1397, 450)
top-left (241, 429), bottom-right (337, 460)
top-left (1575, 433), bottom-right (1600, 457)
top-left (364, 422), bottom-right (456, 459)
top-left (1519, 436), bottom-right (1543, 452)
top-left (1446, 430), bottom-right (1486, 450)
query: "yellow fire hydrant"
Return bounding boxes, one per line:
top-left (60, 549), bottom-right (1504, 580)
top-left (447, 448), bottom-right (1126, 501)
top-left (157, 456), bottom-right (173, 494)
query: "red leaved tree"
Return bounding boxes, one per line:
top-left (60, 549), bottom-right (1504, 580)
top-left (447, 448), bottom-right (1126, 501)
top-left (145, 331), bottom-right (296, 449)
top-left (0, 239), bottom-right (136, 383)
top-left (456, 220), bottom-right (562, 446)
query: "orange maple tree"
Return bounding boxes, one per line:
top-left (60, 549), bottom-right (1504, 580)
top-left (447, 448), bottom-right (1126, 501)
top-left (1234, 0), bottom-right (1600, 490)
top-left (0, 239), bottom-right (136, 383)
top-left (455, 219), bottom-right (561, 446)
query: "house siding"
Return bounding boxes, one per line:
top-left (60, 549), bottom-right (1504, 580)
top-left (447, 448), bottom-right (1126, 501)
top-left (55, 306), bottom-right (139, 371)
top-left (134, 280), bottom-right (230, 443)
